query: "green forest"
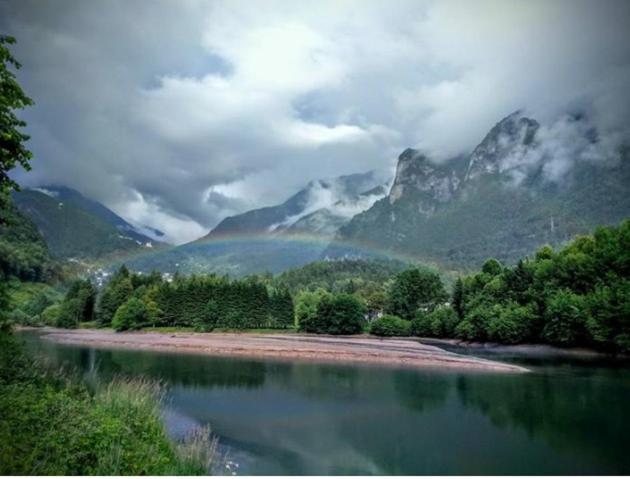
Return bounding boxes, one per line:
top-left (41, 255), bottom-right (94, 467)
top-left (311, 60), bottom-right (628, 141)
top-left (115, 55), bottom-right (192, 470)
top-left (4, 219), bottom-right (629, 353)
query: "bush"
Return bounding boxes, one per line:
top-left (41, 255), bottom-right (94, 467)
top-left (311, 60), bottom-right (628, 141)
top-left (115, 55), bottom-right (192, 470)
top-left (428, 305), bottom-right (459, 337)
top-left (295, 289), bottom-right (331, 331)
top-left (112, 297), bottom-right (149, 332)
top-left (411, 311), bottom-right (432, 337)
top-left (541, 290), bottom-right (589, 346)
top-left (487, 303), bottom-right (536, 344)
top-left (455, 303), bottom-right (496, 341)
top-left (300, 293), bottom-right (366, 335)
top-left (56, 298), bottom-right (82, 329)
top-left (41, 304), bottom-right (61, 326)
top-left (454, 320), bottom-right (477, 341)
top-left (369, 314), bottom-right (410, 337)
top-left (8, 308), bottom-right (31, 326)
top-left (385, 268), bottom-right (448, 320)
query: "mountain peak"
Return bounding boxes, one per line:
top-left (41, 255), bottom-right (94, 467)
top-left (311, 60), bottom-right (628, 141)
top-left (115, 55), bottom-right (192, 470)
top-left (465, 111), bottom-right (539, 181)
top-left (388, 150), bottom-right (459, 211)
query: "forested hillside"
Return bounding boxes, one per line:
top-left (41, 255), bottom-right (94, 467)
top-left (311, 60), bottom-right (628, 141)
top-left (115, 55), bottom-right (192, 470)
top-left (13, 189), bottom-right (160, 260)
top-left (0, 198), bottom-right (57, 282)
top-left (414, 220), bottom-right (630, 351)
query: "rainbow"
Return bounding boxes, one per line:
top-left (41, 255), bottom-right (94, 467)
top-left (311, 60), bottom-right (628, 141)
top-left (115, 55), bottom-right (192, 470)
top-left (90, 231), bottom-right (439, 276)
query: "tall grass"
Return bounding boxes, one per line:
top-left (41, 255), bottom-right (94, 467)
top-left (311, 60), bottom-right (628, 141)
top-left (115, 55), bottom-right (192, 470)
top-left (0, 332), bottom-right (219, 475)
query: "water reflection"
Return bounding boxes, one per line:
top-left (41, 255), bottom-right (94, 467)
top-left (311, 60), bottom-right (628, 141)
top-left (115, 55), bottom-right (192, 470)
top-left (18, 331), bottom-right (630, 475)
top-left (455, 370), bottom-right (630, 472)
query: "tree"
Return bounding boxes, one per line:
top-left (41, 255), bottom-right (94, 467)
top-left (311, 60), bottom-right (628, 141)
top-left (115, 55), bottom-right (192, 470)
top-left (311, 293), bottom-right (367, 335)
top-left (386, 268), bottom-right (447, 320)
top-left (541, 290), bottom-right (589, 346)
top-left (40, 304), bottom-right (61, 326)
top-left (487, 302), bottom-right (536, 344)
top-left (112, 297), bottom-right (149, 332)
top-left (295, 289), bottom-right (331, 331)
top-left (452, 278), bottom-right (464, 319)
top-left (97, 271), bottom-right (133, 326)
top-left (369, 314), bottom-right (410, 337)
top-left (0, 35), bottom-right (33, 213)
top-left (268, 287), bottom-right (294, 328)
top-left (0, 273), bottom-right (10, 331)
top-left (481, 258), bottom-right (503, 276)
top-left (63, 279), bottom-right (96, 324)
top-left (586, 280), bottom-right (630, 352)
top-left (56, 298), bottom-right (82, 329)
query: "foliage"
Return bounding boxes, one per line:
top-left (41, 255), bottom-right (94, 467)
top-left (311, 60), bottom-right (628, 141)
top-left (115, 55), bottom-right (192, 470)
top-left (300, 293), bottom-right (367, 335)
top-left (0, 332), bottom-right (215, 475)
top-left (0, 35), bottom-right (33, 207)
top-left (41, 304), bottom-right (61, 326)
top-left (276, 258), bottom-right (405, 321)
top-left (0, 198), bottom-right (56, 281)
top-left (97, 266), bottom-right (133, 325)
top-left (369, 314), bottom-right (410, 337)
top-left (112, 297), bottom-right (149, 331)
top-left (411, 305), bottom-right (458, 338)
top-left (295, 288), bottom-right (331, 330)
top-left (52, 279), bottom-right (96, 329)
top-left (433, 220), bottom-right (630, 351)
top-left (12, 189), bottom-right (155, 260)
top-left (276, 258), bottom-right (405, 294)
top-left (98, 266), bottom-right (294, 331)
top-left (385, 268), bottom-right (448, 320)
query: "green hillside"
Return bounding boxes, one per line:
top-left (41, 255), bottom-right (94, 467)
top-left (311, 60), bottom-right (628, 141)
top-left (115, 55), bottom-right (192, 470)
top-left (12, 189), bottom-right (156, 260)
top-left (0, 198), bottom-right (56, 282)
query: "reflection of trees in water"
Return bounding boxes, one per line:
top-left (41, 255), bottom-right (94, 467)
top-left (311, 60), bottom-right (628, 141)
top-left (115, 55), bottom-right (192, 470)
top-left (393, 370), bottom-right (452, 414)
top-left (34, 342), bottom-right (269, 390)
top-left (98, 350), bottom-right (268, 389)
top-left (278, 362), bottom-right (363, 400)
top-left (456, 372), bottom-right (630, 473)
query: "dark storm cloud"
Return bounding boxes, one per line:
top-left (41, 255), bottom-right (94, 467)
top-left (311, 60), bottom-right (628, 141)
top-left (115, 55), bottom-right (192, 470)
top-left (1, 0), bottom-right (629, 242)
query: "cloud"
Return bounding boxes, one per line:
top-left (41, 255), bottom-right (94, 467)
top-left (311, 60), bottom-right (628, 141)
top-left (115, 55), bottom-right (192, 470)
top-left (1, 0), bottom-right (629, 243)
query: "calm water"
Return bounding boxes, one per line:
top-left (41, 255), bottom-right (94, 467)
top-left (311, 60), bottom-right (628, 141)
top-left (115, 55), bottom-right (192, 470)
top-left (18, 331), bottom-right (630, 475)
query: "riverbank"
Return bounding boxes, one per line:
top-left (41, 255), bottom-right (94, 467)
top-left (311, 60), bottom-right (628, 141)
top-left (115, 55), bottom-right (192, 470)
top-left (38, 328), bottom-right (527, 373)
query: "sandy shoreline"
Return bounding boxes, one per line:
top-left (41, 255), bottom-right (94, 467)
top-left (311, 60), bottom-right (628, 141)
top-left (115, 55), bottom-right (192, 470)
top-left (36, 328), bottom-right (528, 373)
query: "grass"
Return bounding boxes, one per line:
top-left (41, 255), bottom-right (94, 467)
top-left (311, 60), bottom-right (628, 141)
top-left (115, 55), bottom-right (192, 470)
top-left (0, 331), bottom-right (219, 475)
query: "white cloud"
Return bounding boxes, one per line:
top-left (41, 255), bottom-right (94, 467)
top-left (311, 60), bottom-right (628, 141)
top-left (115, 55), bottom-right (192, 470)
top-left (2, 0), bottom-right (629, 243)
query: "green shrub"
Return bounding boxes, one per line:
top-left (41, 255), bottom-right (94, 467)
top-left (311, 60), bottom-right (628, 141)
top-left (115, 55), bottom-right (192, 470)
top-left (542, 290), bottom-right (589, 346)
top-left (41, 304), bottom-right (61, 326)
top-left (369, 314), bottom-right (410, 337)
top-left (300, 293), bottom-right (366, 334)
top-left (56, 298), bottom-right (82, 329)
top-left (454, 320), bottom-right (477, 341)
top-left (411, 311), bottom-right (432, 337)
top-left (428, 305), bottom-right (459, 337)
top-left (487, 302), bottom-right (536, 344)
top-left (112, 297), bottom-right (149, 332)
top-left (8, 308), bottom-right (31, 326)
top-left (385, 268), bottom-right (448, 320)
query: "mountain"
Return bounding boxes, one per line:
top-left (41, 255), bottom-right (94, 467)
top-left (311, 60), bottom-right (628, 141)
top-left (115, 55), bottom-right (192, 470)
top-left (0, 197), bottom-right (57, 282)
top-left (124, 171), bottom-right (389, 276)
top-left (206, 171), bottom-right (388, 240)
top-left (327, 111), bottom-right (630, 269)
top-left (12, 186), bottom-right (167, 260)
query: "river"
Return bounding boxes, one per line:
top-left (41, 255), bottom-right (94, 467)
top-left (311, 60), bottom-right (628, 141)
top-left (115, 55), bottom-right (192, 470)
top-left (17, 330), bottom-right (630, 475)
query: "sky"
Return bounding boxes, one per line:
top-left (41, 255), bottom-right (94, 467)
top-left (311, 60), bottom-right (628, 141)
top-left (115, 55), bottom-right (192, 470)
top-left (1, 0), bottom-right (629, 243)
